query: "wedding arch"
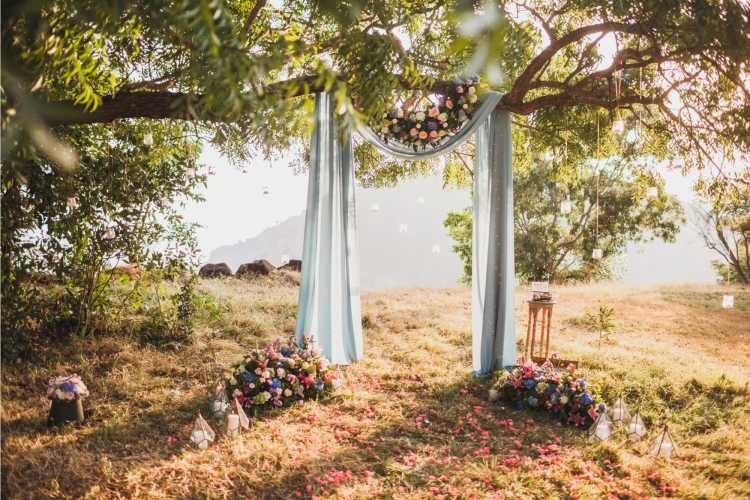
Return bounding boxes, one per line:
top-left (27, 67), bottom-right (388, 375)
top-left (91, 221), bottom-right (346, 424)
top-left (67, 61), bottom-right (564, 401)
top-left (295, 89), bottom-right (515, 375)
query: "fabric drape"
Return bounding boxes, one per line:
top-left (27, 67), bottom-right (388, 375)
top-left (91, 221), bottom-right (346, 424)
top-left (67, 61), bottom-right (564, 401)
top-left (472, 109), bottom-right (516, 374)
top-left (295, 92), bottom-right (363, 365)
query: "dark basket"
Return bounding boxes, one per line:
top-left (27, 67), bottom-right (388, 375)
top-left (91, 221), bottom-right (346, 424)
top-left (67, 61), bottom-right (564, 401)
top-left (47, 397), bottom-right (84, 426)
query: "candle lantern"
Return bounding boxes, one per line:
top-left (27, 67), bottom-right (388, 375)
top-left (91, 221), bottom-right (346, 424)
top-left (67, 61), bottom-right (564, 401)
top-left (431, 244), bottom-right (441, 254)
top-left (370, 203), bottom-right (380, 212)
top-left (190, 413), bottom-right (215, 449)
top-left (612, 120), bottom-right (626, 135)
top-left (560, 199), bottom-right (572, 214)
top-left (609, 397), bottom-right (630, 425)
top-left (589, 413), bottom-right (612, 441)
top-left (211, 383), bottom-right (229, 417)
top-left (650, 425), bottom-right (677, 459)
top-left (399, 223), bottom-right (408, 233)
top-left (722, 295), bottom-right (734, 309)
top-left (646, 186), bottom-right (658, 199)
top-left (626, 412), bottom-right (647, 440)
top-left (592, 248), bottom-right (603, 260)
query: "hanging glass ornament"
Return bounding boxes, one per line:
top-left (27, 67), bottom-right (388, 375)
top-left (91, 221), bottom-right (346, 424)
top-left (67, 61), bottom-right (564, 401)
top-left (626, 412), bottom-right (647, 440)
top-left (560, 199), bottom-right (573, 214)
top-left (722, 295), bottom-right (734, 309)
top-left (650, 425), bottom-right (677, 459)
top-left (417, 196), bottom-right (425, 205)
top-left (262, 185), bottom-right (270, 195)
top-left (609, 397), bottom-right (630, 425)
top-left (646, 186), bottom-right (658, 199)
top-left (612, 120), bottom-right (626, 135)
top-left (431, 244), bottom-right (441, 254)
top-left (66, 197), bottom-right (78, 209)
top-left (370, 203), bottom-right (380, 212)
top-left (589, 413), bottom-right (612, 441)
top-left (143, 133), bottom-right (154, 146)
top-left (592, 248), bottom-right (603, 260)
top-left (210, 383), bottom-right (229, 417)
top-left (398, 223), bottom-right (408, 233)
top-left (190, 413), bottom-right (215, 449)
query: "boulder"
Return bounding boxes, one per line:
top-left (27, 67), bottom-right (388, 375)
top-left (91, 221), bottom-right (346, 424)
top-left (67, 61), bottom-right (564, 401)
top-left (199, 263), bottom-right (232, 278)
top-left (236, 259), bottom-right (275, 278)
top-left (279, 259), bottom-right (302, 272)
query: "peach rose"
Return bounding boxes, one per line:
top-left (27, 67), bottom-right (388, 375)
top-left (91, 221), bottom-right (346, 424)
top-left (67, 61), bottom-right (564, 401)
top-left (428, 106), bottom-right (439, 118)
top-left (418, 131), bottom-right (428, 139)
top-left (410, 128), bottom-right (418, 136)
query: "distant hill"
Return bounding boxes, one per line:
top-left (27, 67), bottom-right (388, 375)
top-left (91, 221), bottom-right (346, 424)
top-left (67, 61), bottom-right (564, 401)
top-left (209, 176), bottom-right (470, 289)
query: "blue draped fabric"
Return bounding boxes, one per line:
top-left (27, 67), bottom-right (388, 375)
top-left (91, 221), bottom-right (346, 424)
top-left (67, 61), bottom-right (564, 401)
top-left (472, 109), bottom-right (516, 374)
top-left (295, 92), bottom-right (363, 365)
top-left (299, 90), bottom-right (514, 373)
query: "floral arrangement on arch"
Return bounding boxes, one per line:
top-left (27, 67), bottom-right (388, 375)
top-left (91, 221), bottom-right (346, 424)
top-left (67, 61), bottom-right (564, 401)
top-left (376, 79), bottom-right (480, 151)
top-left (492, 360), bottom-right (606, 428)
top-left (47, 374), bottom-right (89, 401)
top-left (223, 336), bottom-right (337, 415)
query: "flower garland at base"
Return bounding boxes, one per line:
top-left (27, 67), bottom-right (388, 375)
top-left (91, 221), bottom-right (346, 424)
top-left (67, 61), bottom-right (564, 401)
top-left (492, 361), bottom-right (606, 428)
top-left (223, 336), bottom-right (336, 416)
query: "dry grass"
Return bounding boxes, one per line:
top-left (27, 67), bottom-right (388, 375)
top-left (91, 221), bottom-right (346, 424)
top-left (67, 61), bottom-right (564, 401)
top-left (2, 278), bottom-right (749, 499)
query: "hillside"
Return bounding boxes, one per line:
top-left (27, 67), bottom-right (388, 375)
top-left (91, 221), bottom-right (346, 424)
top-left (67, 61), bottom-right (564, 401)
top-left (2, 279), bottom-right (749, 498)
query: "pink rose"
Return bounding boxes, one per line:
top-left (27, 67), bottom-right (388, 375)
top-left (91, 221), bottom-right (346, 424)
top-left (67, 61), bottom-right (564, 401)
top-left (445, 100), bottom-right (454, 109)
top-left (428, 106), bottom-right (439, 117)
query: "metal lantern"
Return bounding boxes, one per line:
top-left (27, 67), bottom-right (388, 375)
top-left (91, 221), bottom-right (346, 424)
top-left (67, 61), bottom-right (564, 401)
top-left (190, 413), bottom-right (215, 449)
top-left (431, 244), bottom-right (441, 255)
top-left (227, 398), bottom-right (250, 437)
top-left (589, 413), bottom-right (612, 441)
top-left (722, 295), bottom-right (734, 309)
top-left (560, 199), bottom-right (572, 214)
top-left (143, 133), bottom-right (154, 146)
top-left (609, 397), bottom-right (630, 425)
top-left (646, 186), bottom-right (658, 199)
top-left (626, 412), bottom-right (647, 440)
top-left (210, 384), bottom-right (229, 417)
top-left (370, 203), bottom-right (380, 212)
top-left (612, 120), bottom-right (626, 135)
top-left (417, 196), bottom-right (425, 204)
top-left (592, 248), bottom-right (603, 260)
top-left (398, 223), bottom-right (408, 233)
top-left (650, 425), bottom-right (677, 459)
top-left (262, 185), bottom-right (270, 195)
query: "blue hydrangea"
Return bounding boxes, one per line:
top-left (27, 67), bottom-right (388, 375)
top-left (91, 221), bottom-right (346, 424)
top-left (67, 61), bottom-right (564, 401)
top-left (545, 382), bottom-right (557, 395)
top-left (280, 347), bottom-right (292, 357)
top-left (528, 396), bottom-right (539, 407)
top-left (598, 402), bottom-right (606, 412)
top-left (270, 378), bottom-right (282, 390)
top-left (61, 382), bottom-right (76, 393)
top-left (523, 378), bottom-right (537, 390)
top-left (242, 371), bottom-right (257, 383)
top-left (315, 380), bottom-right (325, 392)
top-left (580, 393), bottom-right (594, 406)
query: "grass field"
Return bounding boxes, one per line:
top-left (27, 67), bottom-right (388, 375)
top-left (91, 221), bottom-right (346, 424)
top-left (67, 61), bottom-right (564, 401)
top-left (2, 276), bottom-right (749, 499)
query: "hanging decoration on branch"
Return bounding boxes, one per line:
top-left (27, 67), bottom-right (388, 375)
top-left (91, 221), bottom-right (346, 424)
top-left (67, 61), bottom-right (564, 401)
top-left (375, 80), bottom-right (480, 151)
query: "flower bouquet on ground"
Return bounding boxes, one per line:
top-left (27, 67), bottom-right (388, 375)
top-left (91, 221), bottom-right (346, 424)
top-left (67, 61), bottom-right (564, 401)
top-left (223, 336), bottom-right (337, 416)
top-left (47, 374), bottom-right (89, 426)
top-left (491, 360), bottom-right (605, 429)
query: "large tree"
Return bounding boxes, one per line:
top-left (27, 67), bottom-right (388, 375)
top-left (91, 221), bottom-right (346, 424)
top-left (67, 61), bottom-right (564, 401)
top-left (2, 0), bottom-right (749, 187)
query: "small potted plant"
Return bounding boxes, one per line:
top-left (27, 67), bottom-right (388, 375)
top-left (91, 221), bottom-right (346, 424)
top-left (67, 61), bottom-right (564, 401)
top-left (47, 374), bottom-right (89, 426)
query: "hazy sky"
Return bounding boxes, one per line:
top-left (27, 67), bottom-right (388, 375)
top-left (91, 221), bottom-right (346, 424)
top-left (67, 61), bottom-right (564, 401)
top-left (181, 143), bottom-right (717, 286)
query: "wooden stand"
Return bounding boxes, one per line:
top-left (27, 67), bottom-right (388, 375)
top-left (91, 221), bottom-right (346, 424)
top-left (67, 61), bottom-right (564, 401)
top-left (524, 300), bottom-right (555, 362)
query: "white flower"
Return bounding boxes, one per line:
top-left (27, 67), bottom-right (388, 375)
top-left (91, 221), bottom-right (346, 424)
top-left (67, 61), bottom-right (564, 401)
top-left (415, 111), bottom-right (426, 121)
top-left (469, 94), bottom-right (478, 104)
top-left (143, 133), bottom-right (154, 146)
top-left (438, 113), bottom-right (448, 122)
top-left (396, 108), bottom-right (404, 118)
top-left (468, 86), bottom-right (476, 95)
top-left (283, 389), bottom-right (292, 397)
top-left (391, 118), bottom-right (398, 124)
top-left (463, 103), bottom-right (468, 109)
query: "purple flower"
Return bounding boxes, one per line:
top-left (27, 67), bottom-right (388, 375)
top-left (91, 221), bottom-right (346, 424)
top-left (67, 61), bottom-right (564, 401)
top-left (580, 393), bottom-right (594, 406)
top-left (426, 120), bottom-right (438, 131)
top-left (270, 378), bottom-right (282, 390)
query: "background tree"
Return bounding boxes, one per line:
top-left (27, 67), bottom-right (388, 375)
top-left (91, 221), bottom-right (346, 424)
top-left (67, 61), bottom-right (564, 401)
top-left (445, 157), bottom-right (683, 284)
top-left (694, 185), bottom-right (750, 284)
top-left (1, 118), bottom-right (205, 356)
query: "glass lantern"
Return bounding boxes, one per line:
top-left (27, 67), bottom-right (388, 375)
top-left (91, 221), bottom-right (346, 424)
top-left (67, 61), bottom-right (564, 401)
top-left (143, 133), bottom-right (154, 146)
top-left (650, 425), bottom-right (677, 459)
top-left (560, 199), bottom-right (573, 214)
top-left (398, 223), bottom-right (408, 233)
top-left (722, 295), bottom-right (734, 309)
top-left (589, 413), bottom-right (612, 441)
top-left (370, 203), bottom-right (380, 212)
top-left (646, 186), bottom-right (658, 199)
top-left (612, 120), bottom-right (626, 135)
top-left (211, 384), bottom-right (229, 417)
top-left (417, 196), bottom-right (425, 204)
top-left (626, 412), bottom-right (647, 440)
top-left (190, 413), bottom-right (215, 449)
top-left (609, 397), bottom-right (630, 425)
top-left (431, 244), bottom-right (441, 255)
top-left (592, 248), bottom-right (603, 260)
